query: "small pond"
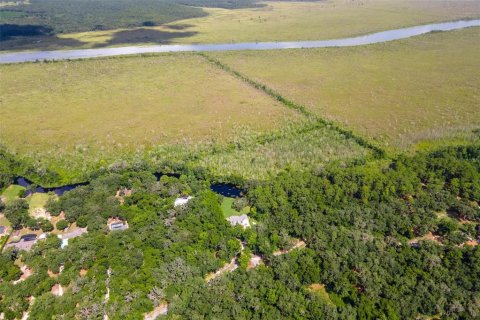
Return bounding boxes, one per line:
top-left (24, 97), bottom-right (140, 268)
top-left (210, 183), bottom-right (245, 198)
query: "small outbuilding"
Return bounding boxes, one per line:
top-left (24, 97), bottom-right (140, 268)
top-left (108, 218), bottom-right (129, 231)
top-left (110, 222), bottom-right (128, 231)
top-left (174, 196), bottom-right (193, 207)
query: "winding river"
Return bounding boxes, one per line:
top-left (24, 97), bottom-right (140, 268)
top-left (1, 20), bottom-right (479, 64)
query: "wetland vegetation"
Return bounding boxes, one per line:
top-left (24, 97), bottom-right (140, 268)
top-left (0, 1), bottom-right (479, 319)
top-left (210, 27), bottom-right (480, 151)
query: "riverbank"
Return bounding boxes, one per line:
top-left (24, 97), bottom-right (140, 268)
top-left (2, 0), bottom-right (480, 52)
top-left (1, 20), bottom-right (479, 63)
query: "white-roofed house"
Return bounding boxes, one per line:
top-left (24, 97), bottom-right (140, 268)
top-left (227, 214), bottom-right (250, 229)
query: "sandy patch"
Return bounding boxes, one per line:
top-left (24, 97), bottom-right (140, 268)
top-left (273, 239), bottom-right (306, 256)
top-left (409, 232), bottom-right (443, 246)
top-left (247, 255), bottom-right (263, 270)
top-left (144, 303), bottom-right (168, 320)
top-left (206, 257), bottom-right (238, 282)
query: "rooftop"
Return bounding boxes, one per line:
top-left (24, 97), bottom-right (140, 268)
top-left (108, 218), bottom-right (129, 231)
top-left (174, 196), bottom-right (193, 207)
top-left (227, 214), bottom-right (250, 228)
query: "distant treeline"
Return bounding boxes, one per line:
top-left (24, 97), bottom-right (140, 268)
top-left (0, 0), bottom-right (285, 38)
top-left (0, 0), bottom-right (207, 35)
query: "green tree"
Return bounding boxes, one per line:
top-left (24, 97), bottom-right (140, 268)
top-left (4, 199), bottom-right (29, 229)
top-left (56, 220), bottom-right (69, 231)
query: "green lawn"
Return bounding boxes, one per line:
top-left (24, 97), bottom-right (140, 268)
top-left (1, 185), bottom-right (26, 203)
top-left (27, 193), bottom-right (50, 211)
top-left (0, 216), bottom-right (11, 228)
top-left (221, 197), bottom-right (250, 218)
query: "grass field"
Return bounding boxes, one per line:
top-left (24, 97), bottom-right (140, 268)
top-left (209, 28), bottom-right (480, 150)
top-left (1, 185), bottom-right (25, 203)
top-left (27, 193), bottom-right (49, 211)
top-left (57, 0), bottom-right (480, 48)
top-left (221, 197), bottom-right (250, 218)
top-left (0, 215), bottom-right (11, 228)
top-left (0, 53), bottom-right (301, 178)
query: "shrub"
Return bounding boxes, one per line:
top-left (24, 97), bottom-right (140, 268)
top-left (76, 216), bottom-right (88, 228)
top-left (232, 197), bottom-right (248, 212)
top-left (40, 220), bottom-right (54, 232)
top-left (56, 220), bottom-right (69, 231)
top-left (46, 196), bottom-right (61, 216)
top-left (436, 218), bottom-right (458, 236)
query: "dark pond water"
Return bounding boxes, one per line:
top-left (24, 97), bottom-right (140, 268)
top-left (20, 234), bottom-right (37, 242)
top-left (14, 176), bottom-right (89, 196)
top-left (1, 20), bottom-right (479, 64)
top-left (210, 183), bottom-right (244, 198)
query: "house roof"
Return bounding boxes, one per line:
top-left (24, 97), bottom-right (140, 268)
top-left (227, 215), bottom-right (250, 227)
top-left (111, 222), bottom-right (125, 227)
top-left (174, 196), bottom-right (193, 207)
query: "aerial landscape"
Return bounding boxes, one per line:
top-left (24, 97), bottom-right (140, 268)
top-left (0, 0), bottom-right (479, 319)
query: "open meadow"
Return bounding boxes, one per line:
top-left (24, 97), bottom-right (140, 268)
top-left (57, 0), bottom-right (480, 48)
top-left (0, 53), bottom-right (303, 180)
top-left (210, 27), bottom-right (480, 150)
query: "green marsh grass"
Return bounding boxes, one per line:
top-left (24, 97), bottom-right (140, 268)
top-left (210, 28), bottom-right (480, 151)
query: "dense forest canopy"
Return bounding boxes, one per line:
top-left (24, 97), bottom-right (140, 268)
top-left (0, 0), bottom-right (207, 36)
top-left (0, 144), bottom-right (479, 319)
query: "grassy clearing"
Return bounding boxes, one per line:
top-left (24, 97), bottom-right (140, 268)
top-left (58, 0), bottom-right (480, 48)
top-left (27, 193), bottom-right (49, 210)
top-left (1, 185), bottom-right (25, 203)
top-left (210, 28), bottom-right (480, 150)
top-left (0, 53), bottom-right (301, 179)
top-left (308, 283), bottom-right (334, 305)
top-left (193, 122), bottom-right (371, 180)
top-left (221, 197), bottom-right (249, 218)
top-left (0, 215), bottom-right (11, 228)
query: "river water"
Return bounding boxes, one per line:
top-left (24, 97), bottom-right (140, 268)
top-left (1, 20), bottom-right (479, 64)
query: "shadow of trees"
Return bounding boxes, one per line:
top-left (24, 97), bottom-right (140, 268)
top-left (0, 24), bottom-right (53, 41)
top-left (92, 28), bottom-right (198, 47)
top-left (0, 24), bottom-right (86, 51)
top-left (0, 25), bottom-right (198, 51)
